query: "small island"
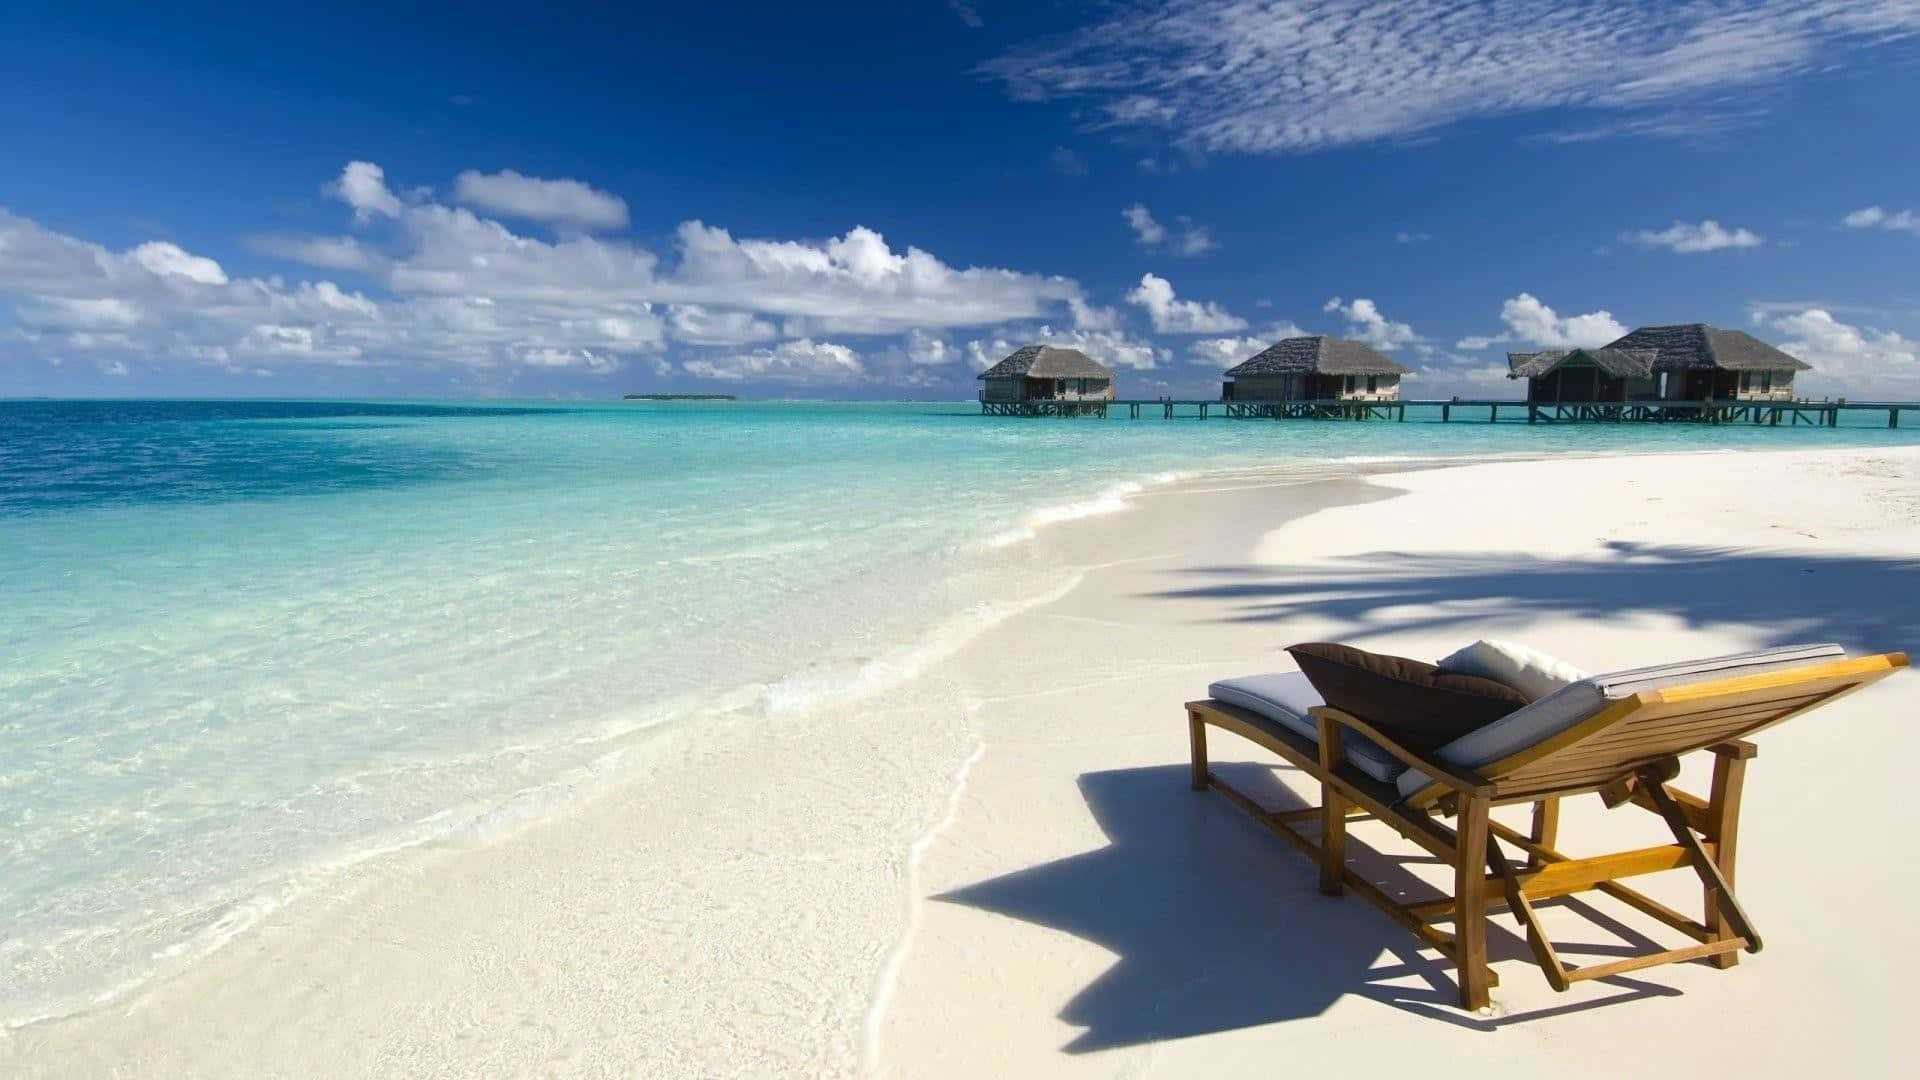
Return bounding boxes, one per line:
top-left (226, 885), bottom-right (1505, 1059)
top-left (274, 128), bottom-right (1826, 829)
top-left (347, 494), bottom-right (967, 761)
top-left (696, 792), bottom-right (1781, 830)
top-left (621, 393), bottom-right (738, 401)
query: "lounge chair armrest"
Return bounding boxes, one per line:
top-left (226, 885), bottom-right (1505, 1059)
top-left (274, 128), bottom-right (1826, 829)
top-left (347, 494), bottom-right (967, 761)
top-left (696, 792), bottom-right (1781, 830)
top-left (1311, 706), bottom-right (1495, 798)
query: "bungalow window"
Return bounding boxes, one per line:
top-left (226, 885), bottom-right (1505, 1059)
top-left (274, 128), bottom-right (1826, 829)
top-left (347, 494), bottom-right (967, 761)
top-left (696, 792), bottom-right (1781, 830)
top-left (1366, 375), bottom-right (1378, 393)
top-left (1760, 371), bottom-right (1773, 393)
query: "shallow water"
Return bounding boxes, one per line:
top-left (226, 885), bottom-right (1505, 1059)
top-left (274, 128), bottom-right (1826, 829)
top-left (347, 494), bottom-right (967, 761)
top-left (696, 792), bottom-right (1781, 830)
top-left (2, 397), bottom-right (1915, 1023)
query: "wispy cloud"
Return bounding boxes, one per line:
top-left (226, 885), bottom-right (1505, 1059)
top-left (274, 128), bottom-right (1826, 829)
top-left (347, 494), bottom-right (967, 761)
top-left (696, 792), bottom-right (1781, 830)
top-left (452, 168), bottom-right (630, 231)
top-left (1122, 203), bottom-right (1216, 255)
top-left (1842, 205), bottom-right (1920, 236)
top-left (982, 1), bottom-right (1920, 154)
top-left (1625, 219), bottom-right (1766, 253)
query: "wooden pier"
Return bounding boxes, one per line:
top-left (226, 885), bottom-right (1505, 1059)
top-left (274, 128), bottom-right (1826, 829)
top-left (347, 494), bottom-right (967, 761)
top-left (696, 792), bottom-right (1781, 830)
top-left (981, 397), bottom-right (1915, 427)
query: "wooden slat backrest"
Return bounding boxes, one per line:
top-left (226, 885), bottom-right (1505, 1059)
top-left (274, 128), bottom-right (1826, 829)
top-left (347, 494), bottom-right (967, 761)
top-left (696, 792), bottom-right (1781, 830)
top-left (1403, 652), bottom-right (1908, 809)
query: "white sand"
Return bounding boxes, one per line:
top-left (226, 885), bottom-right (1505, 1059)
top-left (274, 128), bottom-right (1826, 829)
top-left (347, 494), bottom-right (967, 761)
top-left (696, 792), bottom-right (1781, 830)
top-left (8, 446), bottom-right (1917, 1077)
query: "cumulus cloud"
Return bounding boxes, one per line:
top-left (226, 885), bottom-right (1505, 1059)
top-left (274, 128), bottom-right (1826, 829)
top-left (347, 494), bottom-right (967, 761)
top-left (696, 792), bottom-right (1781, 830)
top-left (1759, 307), bottom-right (1920, 396)
top-left (664, 304), bottom-right (778, 346)
top-left (1625, 219), bottom-right (1765, 253)
top-left (0, 157), bottom-right (1105, 388)
top-left (982, 1), bottom-right (1920, 154)
top-left (452, 169), bottom-right (631, 230)
top-left (1322, 297), bottom-right (1418, 349)
top-left (1122, 203), bottom-right (1215, 255)
top-left (1187, 322), bottom-right (1311, 366)
top-left (1125, 273), bottom-right (1246, 333)
top-left (1842, 206), bottom-right (1920, 235)
top-left (683, 338), bottom-right (863, 382)
top-left (326, 161), bottom-right (401, 221)
top-left (965, 323), bottom-right (1166, 372)
top-left (128, 242), bottom-right (229, 285)
top-left (1, 161), bottom-right (1098, 390)
top-left (250, 234), bottom-right (381, 273)
top-left (1454, 293), bottom-right (1629, 350)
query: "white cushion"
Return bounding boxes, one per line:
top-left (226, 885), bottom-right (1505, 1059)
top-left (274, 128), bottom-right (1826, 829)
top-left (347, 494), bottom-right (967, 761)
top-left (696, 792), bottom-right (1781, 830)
top-left (1207, 671), bottom-right (1406, 783)
top-left (1437, 638), bottom-right (1589, 701)
top-left (1396, 642), bottom-right (1846, 799)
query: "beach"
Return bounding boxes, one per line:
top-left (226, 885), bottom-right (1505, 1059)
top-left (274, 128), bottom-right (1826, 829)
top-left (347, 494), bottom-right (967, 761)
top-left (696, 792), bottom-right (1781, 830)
top-left (7, 440), bottom-right (1917, 1077)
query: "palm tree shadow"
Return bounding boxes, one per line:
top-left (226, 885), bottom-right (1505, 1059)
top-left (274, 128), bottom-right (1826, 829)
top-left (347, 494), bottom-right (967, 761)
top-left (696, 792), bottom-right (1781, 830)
top-left (1146, 542), bottom-right (1918, 651)
top-left (936, 764), bottom-right (1678, 1051)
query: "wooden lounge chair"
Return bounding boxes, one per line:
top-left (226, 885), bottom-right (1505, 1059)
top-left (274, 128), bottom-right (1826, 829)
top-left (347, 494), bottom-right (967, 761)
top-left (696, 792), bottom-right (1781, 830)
top-left (1185, 645), bottom-right (1908, 1010)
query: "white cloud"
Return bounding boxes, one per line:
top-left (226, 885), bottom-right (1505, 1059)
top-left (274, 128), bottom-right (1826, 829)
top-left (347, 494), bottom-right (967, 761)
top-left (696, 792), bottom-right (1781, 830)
top-left (1842, 206), bottom-right (1920, 235)
top-left (1188, 335), bottom-right (1268, 367)
top-left (325, 161), bottom-right (401, 221)
top-left (1394, 231), bottom-right (1430, 245)
top-left (904, 329), bottom-right (956, 367)
top-left (1123, 203), bottom-right (1167, 247)
top-left (1124, 273), bottom-right (1246, 333)
top-left (1625, 219), bottom-right (1765, 253)
top-left (1188, 322), bottom-right (1310, 366)
top-left (517, 346), bottom-right (622, 375)
top-left (684, 338), bottom-right (863, 382)
top-left (0, 162), bottom-right (1101, 391)
top-left (949, 0), bottom-right (983, 29)
top-left (129, 242), bottom-right (228, 285)
top-left (1122, 203), bottom-right (1215, 255)
top-left (452, 169), bottom-right (631, 230)
top-left (1760, 307), bottom-right (1920, 396)
top-left (965, 325), bottom-right (1165, 373)
top-left (251, 234), bottom-right (381, 273)
top-left (664, 304), bottom-right (778, 346)
top-left (1322, 296), bottom-right (1418, 349)
top-left (1456, 293), bottom-right (1628, 350)
top-left (982, 2), bottom-right (1920, 154)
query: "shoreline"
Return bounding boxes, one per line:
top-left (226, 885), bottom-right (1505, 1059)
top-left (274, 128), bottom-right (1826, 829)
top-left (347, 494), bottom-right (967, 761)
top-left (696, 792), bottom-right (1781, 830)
top-left (9, 443), bottom-right (1918, 1077)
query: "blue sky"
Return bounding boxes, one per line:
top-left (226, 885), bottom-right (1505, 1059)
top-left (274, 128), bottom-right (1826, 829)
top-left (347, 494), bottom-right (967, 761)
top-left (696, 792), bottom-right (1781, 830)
top-left (3, 0), bottom-right (1918, 399)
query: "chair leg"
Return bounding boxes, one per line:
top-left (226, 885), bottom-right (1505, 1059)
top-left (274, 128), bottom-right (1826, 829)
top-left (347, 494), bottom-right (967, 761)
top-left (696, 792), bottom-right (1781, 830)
top-left (1528, 797), bottom-right (1560, 870)
top-left (1187, 710), bottom-right (1209, 791)
top-left (1641, 770), bottom-right (1762, 954)
top-left (1706, 744), bottom-right (1753, 967)
top-left (1319, 786), bottom-right (1348, 896)
top-left (1488, 837), bottom-right (1570, 991)
top-left (1453, 794), bottom-right (1492, 1011)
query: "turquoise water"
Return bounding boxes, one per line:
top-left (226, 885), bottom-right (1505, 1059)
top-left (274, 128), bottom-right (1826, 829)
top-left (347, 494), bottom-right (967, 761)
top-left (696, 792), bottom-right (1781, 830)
top-left (3, 398), bottom-right (1917, 1023)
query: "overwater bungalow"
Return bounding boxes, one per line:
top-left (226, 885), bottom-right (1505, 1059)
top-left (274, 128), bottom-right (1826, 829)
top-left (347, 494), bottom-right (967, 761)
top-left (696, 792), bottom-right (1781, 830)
top-left (1507, 347), bottom-right (1659, 405)
top-left (1221, 335), bottom-right (1408, 403)
top-left (977, 345), bottom-right (1116, 416)
top-left (1604, 323), bottom-right (1810, 402)
top-left (1220, 335), bottom-right (1409, 418)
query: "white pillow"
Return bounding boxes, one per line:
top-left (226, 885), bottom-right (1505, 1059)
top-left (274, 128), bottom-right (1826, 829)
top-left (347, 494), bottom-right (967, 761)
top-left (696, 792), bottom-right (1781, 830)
top-left (1437, 639), bottom-right (1589, 701)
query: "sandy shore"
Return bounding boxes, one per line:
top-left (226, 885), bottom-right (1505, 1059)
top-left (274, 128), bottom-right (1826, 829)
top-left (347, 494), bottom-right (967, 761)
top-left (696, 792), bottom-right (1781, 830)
top-left (8, 446), bottom-right (1917, 1077)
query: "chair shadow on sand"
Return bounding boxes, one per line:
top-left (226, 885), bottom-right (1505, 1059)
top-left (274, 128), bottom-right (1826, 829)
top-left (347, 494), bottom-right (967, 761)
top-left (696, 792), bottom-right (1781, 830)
top-left (936, 763), bottom-right (1683, 1051)
top-left (937, 543), bottom-right (1918, 1051)
top-left (1144, 541), bottom-right (1920, 653)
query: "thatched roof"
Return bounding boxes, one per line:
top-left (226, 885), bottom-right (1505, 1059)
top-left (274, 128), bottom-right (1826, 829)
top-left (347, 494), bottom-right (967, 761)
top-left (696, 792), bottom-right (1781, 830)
top-left (1507, 347), bottom-right (1657, 380)
top-left (1602, 324), bottom-right (1810, 372)
top-left (1224, 335), bottom-right (1410, 377)
top-left (976, 344), bottom-right (1116, 380)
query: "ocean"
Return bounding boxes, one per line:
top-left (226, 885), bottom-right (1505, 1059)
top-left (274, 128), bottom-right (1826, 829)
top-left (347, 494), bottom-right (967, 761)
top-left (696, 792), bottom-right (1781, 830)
top-left (3, 397), bottom-right (1916, 1025)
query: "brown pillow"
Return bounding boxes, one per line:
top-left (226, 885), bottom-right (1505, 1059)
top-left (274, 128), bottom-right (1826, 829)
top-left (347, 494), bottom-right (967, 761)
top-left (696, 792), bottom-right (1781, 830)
top-left (1286, 642), bottom-right (1529, 754)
